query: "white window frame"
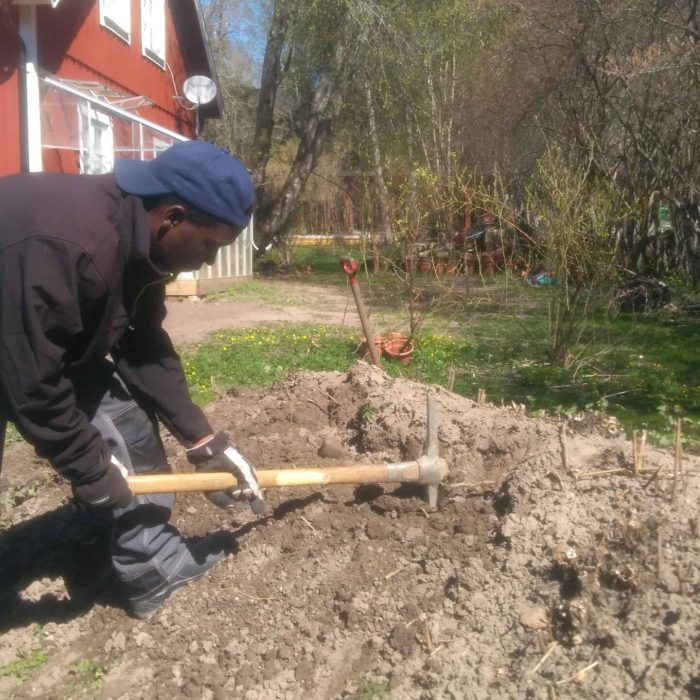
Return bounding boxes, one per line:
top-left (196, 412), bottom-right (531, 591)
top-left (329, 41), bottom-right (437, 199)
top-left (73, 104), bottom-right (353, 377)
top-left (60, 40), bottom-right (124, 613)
top-left (78, 103), bottom-right (114, 174)
top-left (150, 136), bottom-right (170, 158)
top-left (141, 0), bottom-right (165, 68)
top-left (99, 0), bottom-right (131, 43)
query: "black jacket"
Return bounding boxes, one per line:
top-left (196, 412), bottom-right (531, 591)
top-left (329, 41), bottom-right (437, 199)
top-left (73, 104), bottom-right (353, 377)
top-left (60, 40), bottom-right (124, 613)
top-left (0, 173), bottom-right (211, 484)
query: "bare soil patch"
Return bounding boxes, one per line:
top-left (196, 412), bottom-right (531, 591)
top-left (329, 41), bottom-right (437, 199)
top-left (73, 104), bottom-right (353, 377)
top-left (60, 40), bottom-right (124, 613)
top-left (163, 284), bottom-right (359, 346)
top-left (1, 363), bottom-right (698, 699)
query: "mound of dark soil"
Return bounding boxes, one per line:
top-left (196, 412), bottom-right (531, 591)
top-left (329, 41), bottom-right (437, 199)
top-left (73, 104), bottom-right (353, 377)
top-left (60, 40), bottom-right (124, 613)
top-left (1, 364), bottom-right (698, 699)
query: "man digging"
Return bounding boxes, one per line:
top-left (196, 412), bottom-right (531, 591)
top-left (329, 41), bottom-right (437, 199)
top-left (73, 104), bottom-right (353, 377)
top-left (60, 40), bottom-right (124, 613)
top-left (0, 140), bottom-right (262, 618)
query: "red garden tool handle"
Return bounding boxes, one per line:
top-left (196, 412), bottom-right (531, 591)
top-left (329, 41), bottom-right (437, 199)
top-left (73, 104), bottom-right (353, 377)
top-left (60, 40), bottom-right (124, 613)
top-left (340, 256), bottom-right (359, 284)
top-left (339, 255), bottom-right (381, 367)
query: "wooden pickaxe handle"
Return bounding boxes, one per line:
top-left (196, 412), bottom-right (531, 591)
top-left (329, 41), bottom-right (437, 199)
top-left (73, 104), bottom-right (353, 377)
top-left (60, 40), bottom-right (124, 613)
top-left (128, 463), bottom-right (421, 495)
top-left (128, 397), bottom-right (447, 509)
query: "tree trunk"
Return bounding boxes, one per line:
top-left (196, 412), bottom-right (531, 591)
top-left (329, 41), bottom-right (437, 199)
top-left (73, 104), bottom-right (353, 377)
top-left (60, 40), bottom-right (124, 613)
top-left (254, 44), bottom-right (355, 252)
top-left (364, 79), bottom-right (393, 251)
top-left (251, 1), bottom-right (291, 200)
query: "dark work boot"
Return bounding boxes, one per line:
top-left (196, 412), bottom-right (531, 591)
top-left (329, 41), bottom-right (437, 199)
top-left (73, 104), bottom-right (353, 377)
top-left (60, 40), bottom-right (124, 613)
top-left (126, 531), bottom-right (236, 619)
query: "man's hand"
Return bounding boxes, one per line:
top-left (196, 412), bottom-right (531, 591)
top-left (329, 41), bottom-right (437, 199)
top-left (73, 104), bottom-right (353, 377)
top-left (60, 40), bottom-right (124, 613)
top-left (186, 433), bottom-right (264, 514)
top-left (72, 455), bottom-right (132, 510)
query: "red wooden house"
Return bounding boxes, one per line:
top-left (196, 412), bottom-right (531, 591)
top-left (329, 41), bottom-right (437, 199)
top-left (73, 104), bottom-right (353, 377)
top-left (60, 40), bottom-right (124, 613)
top-left (0, 0), bottom-right (252, 293)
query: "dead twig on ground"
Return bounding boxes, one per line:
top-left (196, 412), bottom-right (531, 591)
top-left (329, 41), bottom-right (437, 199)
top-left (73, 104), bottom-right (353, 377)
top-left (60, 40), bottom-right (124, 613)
top-left (422, 615), bottom-right (434, 654)
top-left (306, 398), bottom-right (329, 415)
top-left (673, 418), bottom-right (682, 500)
top-left (639, 430), bottom-right (647, 472)
top-left (448, 480), bottom-right (496, 491)
top-left (556, 660), bottom-right (599, 685)
top-left (528, 641), bottom-right (558, 676)
top-left (559, 420), bottom-right (568, 473)
top-left (579, 466), bottom-right (697, 480)
top-left (579, 468), bottom-right (629, 478)
top-left (677, 560), bottom-right (691, 596)
top-left (631, 429), bottom-right (648, 475)
top-left (642, 463), bottom-right (666, 491)
top-left (223, 587), bottom-right (279, 602)
top-left (300, 515), bottom-right (318, 535)
top-left (384, 562), bottom-right (415, 580)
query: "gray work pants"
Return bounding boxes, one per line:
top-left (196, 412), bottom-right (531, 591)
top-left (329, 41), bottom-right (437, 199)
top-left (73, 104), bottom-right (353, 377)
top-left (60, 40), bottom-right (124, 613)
top-left (78, 372), bottom-right (190, 600)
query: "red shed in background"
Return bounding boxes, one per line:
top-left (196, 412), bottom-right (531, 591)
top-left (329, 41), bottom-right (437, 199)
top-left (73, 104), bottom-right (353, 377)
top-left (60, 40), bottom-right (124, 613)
top-left (0, 0), bottom-right (253, 291)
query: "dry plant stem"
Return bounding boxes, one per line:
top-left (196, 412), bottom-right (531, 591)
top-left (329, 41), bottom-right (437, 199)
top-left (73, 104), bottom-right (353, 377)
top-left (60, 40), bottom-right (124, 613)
top-left (643, 464), bottom-right (666, 491)
top-left (558, 420), bottom-right (568, 472)
top-left (422, 616), bottom-right (434, 654)
top-left (556, 660), bottom-right (599, 685)
top-left (306, 399), bottom-right (329, 415)
top-left (447, 366), bottom-right (456, 393)
top-left (384, 560), bottom-right (422, 580)
top-left (632, 431), bottom-right (639, 475)
top-left (445, 490), bottom-right (493, 501)
top-left (578, 468), bottom-right (628, 478)
top-left (579, 467), bottom-right (691, 480)
top-left (385, 564), bottom-right (408, 580)
top-left (448, 480), bottom-right (496, 490)
top-left (223, 587), bottom-right (278, 602)
top-left (300, 515), bottom-right (318, 535)
top-left (673, 418), bottom-right (682, 499)
top-left (429, 644), bottom-right (443, 658)
top-left (529, 641), bottom-right (558, 676)
top-left (657, 527), bottom-right (664, 580)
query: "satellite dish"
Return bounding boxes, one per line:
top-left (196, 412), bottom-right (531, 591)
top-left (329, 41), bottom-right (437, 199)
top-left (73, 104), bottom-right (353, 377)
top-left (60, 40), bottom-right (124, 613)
top-left (183, 75), bottom-right (217, 106)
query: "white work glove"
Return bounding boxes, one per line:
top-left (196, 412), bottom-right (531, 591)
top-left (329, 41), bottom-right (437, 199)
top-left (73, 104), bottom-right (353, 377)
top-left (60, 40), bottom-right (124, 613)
top-left (186, 432), bottom-right (264, 515)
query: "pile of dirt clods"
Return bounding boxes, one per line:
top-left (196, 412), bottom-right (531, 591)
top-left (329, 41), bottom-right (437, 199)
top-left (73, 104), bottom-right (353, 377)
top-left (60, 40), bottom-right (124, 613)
top-left (0, 363), bottom-right (698, 699)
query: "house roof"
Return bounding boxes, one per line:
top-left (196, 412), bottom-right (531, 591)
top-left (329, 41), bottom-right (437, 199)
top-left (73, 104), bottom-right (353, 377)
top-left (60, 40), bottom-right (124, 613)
top-left (191, 0), bottom-right (223, 120)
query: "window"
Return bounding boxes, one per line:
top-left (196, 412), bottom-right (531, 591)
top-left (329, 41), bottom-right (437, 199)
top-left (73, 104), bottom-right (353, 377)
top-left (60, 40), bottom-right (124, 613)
top-left (78, 104), bottom-right (114, 174)
top-left (100, 0), bottom-right (131, 42)
top-left (150, 136), bottom-right (170, 158)
top-left (142, 0), bottom-right (165, 67)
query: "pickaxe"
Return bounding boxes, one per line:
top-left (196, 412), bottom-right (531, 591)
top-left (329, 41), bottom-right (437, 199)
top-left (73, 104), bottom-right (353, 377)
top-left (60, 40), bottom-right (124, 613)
top-left (128, 397), bottom-right (448, 510)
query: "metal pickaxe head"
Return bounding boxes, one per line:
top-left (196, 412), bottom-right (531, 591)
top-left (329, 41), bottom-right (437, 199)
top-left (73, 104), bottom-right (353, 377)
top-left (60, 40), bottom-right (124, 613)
top-left (418, 395), bottom-right (447, 508)
top-left (384, 395), bottom-right (448, 509)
